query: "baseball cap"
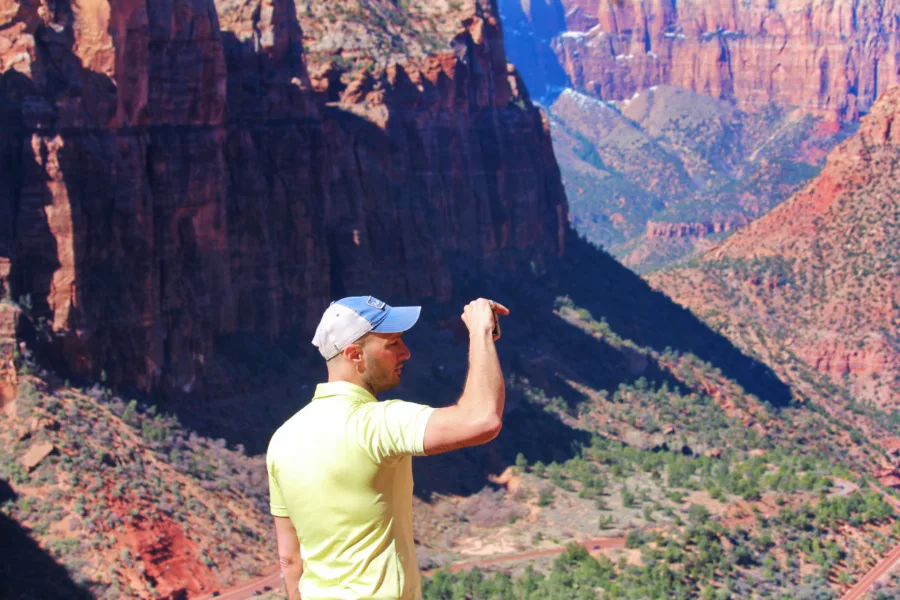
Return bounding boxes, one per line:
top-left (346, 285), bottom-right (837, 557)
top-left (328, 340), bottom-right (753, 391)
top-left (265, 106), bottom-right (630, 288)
top-left (312, 296), bottom-right (421, 360)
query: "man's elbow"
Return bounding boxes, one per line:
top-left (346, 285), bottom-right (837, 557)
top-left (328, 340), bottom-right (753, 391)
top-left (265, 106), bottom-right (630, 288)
top-left (279, 553), bottom-right (301, 569)
top-left (478, 415), bottom-right (503, 443)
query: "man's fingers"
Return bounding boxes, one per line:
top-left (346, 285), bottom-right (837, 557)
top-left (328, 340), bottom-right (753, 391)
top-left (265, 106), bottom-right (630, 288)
top-left (464, 298), bottom-right (510, 315)
top-left (490, 301), bottom-right (510, 316)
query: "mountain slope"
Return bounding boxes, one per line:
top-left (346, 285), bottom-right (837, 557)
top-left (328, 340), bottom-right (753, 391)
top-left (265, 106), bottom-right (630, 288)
top-left (547, 86), bottom-right (852, 271)
top-left (650, 87), bottom-right (900, 408)
top-left (1, 366), bottom-right (271, 599)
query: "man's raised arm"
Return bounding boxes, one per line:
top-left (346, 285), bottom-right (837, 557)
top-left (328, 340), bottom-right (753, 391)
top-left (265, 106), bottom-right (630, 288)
top-left (423, 298), bottom-right (508, 455)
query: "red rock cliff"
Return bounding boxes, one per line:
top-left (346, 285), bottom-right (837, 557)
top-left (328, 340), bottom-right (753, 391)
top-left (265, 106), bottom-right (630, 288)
top-left (0, 0), bottom-right (567, 396)
top-left (505, 0), bottom-right (900, 120)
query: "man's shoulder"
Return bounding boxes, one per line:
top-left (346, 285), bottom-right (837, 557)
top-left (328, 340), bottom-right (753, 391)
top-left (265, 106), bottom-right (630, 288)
top-left (266, 409), bottom-right (307, 457)
top-left (353, 399), bottom-right (435, 431)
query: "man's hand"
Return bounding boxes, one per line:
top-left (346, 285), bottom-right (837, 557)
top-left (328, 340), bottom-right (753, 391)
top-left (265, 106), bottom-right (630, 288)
top-left (461, 298), bottom-right (510, 341)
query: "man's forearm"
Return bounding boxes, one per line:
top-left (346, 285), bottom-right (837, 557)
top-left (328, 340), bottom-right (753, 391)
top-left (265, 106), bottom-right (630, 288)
top-left (458, 329), bottom-right (505, 425)
top-left (280, 554), bottom-right (303, 600)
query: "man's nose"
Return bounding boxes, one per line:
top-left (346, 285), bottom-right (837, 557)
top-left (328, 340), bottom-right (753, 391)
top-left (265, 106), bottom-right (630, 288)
top-left (399, 340), bottom-right (411, 360)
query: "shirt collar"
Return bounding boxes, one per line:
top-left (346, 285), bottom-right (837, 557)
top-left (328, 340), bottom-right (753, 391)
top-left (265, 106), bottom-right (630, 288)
top-left (312, 381), bottom-right (377, 403)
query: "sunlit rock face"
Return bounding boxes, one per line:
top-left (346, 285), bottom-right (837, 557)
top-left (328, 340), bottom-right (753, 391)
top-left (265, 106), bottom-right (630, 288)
top-left (650, 86), bottom-right (900, 408)
top-left (502, 0), bottom-right (900, 120)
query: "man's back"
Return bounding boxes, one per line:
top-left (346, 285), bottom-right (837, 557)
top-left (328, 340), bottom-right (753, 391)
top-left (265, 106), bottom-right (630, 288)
top-left (267, 381), bottom-right (433, 600)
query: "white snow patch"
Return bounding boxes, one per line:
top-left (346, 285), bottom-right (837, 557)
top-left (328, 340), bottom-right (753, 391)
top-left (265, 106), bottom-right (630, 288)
top-left (560, 88), bottom-right (613, 112)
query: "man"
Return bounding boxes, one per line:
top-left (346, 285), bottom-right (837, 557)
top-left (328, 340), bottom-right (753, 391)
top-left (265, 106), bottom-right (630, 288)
top-left (267, 295), bottom-right (509, 600)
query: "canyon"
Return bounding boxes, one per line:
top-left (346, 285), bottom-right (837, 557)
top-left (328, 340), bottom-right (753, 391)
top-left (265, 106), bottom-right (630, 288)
top-left (3, 2), bottom-right (900, 599)
top-left (504, 0), bottom-right (900, 121)
top-left (650, 86), bottom-right (900, 408)
top-left (500, 0), bottom-right (898, 270)
top-left (0, 0), bottom-right (567, 398)
top-left (544, 84), bottom-right (850, 269)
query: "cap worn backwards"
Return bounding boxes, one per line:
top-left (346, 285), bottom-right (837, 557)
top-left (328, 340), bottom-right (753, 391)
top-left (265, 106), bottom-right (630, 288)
top-left (311, 296), bottom-right (421, 360)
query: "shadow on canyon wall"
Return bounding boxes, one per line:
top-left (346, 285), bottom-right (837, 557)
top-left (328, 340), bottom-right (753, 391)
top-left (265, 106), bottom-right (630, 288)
top-left (1, 67), bottom-right (59, 327)
top-left (5, 0), bottom-right (128, 387)
top-left (557, 230), bottom-right (793, 408)
top-left (403, 226), bottom-right (791, 497)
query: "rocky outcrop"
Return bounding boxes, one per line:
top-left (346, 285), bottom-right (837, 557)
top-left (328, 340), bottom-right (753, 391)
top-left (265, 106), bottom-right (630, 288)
top-left (0, 0), bottom-right (567, 397)
top-left (504, 0), bottom-right (900, 120)
top-left (645, 219), bottom-right (747, 240)
top-left (0, 292), bottom-right (18, 415)
top-left (18, 441), bottom-right (55, 471)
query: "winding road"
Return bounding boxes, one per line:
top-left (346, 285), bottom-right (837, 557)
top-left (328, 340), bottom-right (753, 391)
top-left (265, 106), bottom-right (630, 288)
top-left (838, 484), bottom-right (900, 600)
top-left (193, 536), bottom-right (626, 599)
top-left (422, 536), bottom-right (627, 577)
top-left (197, 480), bottom-right (872, 599)
top-left (194, 569), bottom-right (280, 600)
top-left (841, 541), bottom-right (900, 600)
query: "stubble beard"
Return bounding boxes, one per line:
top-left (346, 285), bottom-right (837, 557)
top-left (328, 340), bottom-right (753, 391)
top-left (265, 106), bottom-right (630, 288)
top-left (363, 353), bottom-right (400, 395)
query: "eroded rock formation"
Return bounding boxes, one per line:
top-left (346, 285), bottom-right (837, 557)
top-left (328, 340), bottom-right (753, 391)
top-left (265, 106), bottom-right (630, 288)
top-left (644, 219), bottom-right (748, 240)
top-left (0, 0), bottom-right (567, 397)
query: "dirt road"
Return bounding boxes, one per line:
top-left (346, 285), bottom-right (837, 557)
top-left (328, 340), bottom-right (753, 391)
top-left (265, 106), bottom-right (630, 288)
top-left (193, 570), bottom-right (280, 600)
top-left (837, 484), bottom-right (900, 600)
top-left (192, 480), bottom-right (866, 599)
top-left (840, 541), bottom-right (900, 600)
top-left (196, 536), bottom-right (626, 599)
top-left (423, 536), bottom-right (627, 576)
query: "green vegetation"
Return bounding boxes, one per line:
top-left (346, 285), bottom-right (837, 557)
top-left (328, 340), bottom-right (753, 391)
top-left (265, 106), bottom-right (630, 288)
top-left (426, 488), bottom-right (895, 598)
top-left (415, 295), bottom-right (895, 598)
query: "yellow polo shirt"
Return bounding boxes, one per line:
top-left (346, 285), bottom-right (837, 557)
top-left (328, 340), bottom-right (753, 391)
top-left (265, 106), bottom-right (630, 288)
top-left (266, 381), bottom-right (435, 600)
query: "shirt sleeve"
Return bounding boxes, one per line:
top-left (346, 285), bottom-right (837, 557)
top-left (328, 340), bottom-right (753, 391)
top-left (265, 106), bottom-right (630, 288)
top-left (266, 452), bottom-right (290, 517)
top-left (353, 400), bottom-right (436, 463)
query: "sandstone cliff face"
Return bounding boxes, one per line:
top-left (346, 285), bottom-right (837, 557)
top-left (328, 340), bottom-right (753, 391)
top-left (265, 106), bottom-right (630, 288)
top-left (650, 86), bottom-right (900, 407)
top-left (504, 0), bottom-right (900, 120)
top-left (0, 0), bottom-right (567, 397)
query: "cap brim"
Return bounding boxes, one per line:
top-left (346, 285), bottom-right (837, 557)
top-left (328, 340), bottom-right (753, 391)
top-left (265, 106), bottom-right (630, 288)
top-left (372, 306), bottom-right (421, 333)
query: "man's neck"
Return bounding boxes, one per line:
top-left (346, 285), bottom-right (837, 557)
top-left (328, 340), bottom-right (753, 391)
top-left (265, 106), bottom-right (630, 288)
top-left (327, 372), bottom-right (377, 398)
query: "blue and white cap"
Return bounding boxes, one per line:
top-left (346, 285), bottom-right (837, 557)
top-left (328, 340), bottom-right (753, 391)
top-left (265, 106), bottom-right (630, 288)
top-left (312, 296), bottom-right (421, 360)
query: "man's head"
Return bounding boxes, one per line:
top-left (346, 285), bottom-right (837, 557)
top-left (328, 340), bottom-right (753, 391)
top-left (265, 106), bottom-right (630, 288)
top-left (312, 296), bottom-right (419, 394)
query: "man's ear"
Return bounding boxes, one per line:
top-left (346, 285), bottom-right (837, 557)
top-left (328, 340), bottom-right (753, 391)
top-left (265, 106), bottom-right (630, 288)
top-left (343, 343), bottom-right (364, 365)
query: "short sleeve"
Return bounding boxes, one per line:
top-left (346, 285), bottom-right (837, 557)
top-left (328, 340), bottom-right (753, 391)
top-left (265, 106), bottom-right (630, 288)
top-left (353, 400), bottom-right (436, 462)
top-left (266, 451), bottom-right (290, 517)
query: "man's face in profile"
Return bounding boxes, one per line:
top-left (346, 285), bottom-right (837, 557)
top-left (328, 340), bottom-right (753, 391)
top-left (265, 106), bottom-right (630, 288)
top-left (359, 332), bottom-right (411, 394)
